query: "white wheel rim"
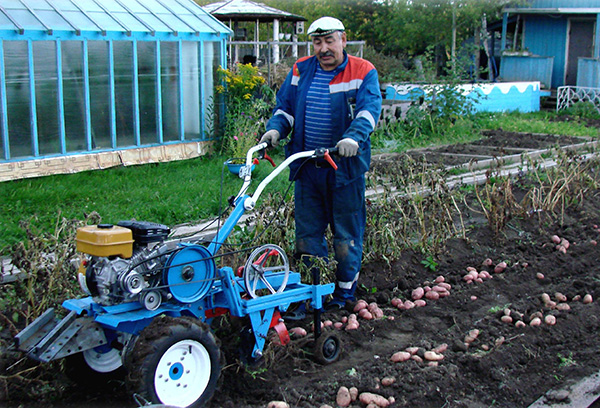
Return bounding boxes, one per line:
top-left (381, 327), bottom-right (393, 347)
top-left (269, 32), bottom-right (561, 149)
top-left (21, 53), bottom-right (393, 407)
top-left (154, 339), bottom-right (211, 407)
top-left (83, 347), bottom-right (122, 373)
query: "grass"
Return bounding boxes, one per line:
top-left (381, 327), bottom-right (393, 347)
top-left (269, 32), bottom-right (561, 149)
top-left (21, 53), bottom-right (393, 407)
top-left (0, 151), bottom-right (290, 251)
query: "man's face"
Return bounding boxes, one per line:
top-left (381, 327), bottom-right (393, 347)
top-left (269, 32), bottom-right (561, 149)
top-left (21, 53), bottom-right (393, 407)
top-left (312, 31), bottom-right (347, 71)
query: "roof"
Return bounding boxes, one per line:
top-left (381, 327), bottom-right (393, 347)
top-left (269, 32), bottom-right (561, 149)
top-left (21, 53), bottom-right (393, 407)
top-left (0, 0), bottom-right (231, 37)
top-left (202, 0), bottom-right (305, 22)
top-left (504, 0), bottom-right (600, 14)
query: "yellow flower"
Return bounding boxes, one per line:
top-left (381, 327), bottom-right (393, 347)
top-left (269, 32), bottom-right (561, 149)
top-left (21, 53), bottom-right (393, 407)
top-left (243, 93), bottom-right (251, 99)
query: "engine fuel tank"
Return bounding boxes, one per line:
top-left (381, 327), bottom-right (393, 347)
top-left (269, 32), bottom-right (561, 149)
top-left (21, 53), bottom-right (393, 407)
top-left (76, 224), bottom-right (134, 258)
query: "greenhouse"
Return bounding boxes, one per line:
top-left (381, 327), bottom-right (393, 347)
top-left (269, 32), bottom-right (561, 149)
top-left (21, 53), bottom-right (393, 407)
top-left (0, 0), bottom-right (231, 181)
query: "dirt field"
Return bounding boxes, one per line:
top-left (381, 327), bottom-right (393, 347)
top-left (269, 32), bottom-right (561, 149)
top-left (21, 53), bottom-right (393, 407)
top-left (2, 130), bottom-right (600, 408)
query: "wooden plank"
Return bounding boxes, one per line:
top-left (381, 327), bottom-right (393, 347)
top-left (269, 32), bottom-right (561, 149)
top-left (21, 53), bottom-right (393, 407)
top-left (528, 370), bottom-right (600, 408)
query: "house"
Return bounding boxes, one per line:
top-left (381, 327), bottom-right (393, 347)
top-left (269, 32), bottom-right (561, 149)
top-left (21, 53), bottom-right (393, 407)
top-left (0, 0), bottom-right (232, 182)
top-left (497, 0), bottom-right (600, 89)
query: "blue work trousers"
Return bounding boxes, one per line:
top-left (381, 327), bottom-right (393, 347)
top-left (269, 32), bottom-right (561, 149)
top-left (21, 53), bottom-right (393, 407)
top-left (294, 164), bottom-right (366, 301)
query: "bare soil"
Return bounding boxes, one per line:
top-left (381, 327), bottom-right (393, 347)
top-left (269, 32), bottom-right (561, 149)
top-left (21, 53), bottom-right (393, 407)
top-left (3, 130), bottom-right (600, 408)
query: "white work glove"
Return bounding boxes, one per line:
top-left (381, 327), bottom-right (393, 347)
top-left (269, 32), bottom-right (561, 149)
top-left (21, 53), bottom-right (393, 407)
top-left (259, 129), bottom-right (280, 147)
top-left (336, 138), bottom-right (359, 157)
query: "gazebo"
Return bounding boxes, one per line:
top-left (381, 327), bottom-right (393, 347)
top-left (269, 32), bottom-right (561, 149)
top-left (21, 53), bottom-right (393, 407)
top-left (202, 0), bottom-right (306, 64)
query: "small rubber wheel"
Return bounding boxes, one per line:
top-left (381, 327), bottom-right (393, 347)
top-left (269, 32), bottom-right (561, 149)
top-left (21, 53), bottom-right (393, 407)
top-left (125, 316), bottom-right (220, 408)
top-left (314, 330), bottom-right (342, 364)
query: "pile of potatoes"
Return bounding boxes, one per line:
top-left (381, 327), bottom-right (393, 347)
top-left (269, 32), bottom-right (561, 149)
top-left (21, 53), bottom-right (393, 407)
top-left (328, 386), bottom-right (395, 408)
top-left (390, 275), bottom-right (451, 310)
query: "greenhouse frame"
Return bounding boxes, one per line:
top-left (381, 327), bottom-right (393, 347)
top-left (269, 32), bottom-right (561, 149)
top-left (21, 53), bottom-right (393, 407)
top-left (0, 0), bottom-right (231, 181)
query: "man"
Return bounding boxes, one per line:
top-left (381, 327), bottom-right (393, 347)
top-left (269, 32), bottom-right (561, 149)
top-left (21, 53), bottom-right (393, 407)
top-left (260, 16), bottom-right (382, 310)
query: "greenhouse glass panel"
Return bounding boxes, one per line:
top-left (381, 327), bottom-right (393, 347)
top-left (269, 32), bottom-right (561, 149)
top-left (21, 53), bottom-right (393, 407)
top-left (63, 11), bottom-right (98, 31)
top-left (114, 41), bottom-right (135, 148)
top-left (182, 41), bottom-right (199, 140)
top-left (138, 41), bottom-right (158, 145)
top-left (9, 10), bottom-right (45, 30)
top-left (5, 41), bottom-right (32, 158)
top-left (88, 11), bottom-right (124, 31)
top-left (100, 0), bottom-right (127, 13)
top-left (160, 41), bottom-right (180, 142)
top-left (114, 13), bottom-right (149, 32)
top-left (36, 10), bottom-right (73, 30)
top-left (52, 0), bottom-right (78, 11)
top-left (157, 14), bottom-right (191, 33)
top-left (204, 42), bottom-right (221, 139)
top-left (61, 41), bottom-right (87, 152)
top-left (139, 13), bottom-right (170, 32)
top-left (88, 40), bottom-right (111, 150)
top-left (138, 0), bottom-right (169, 13)
top-left (33, 41), bottom-right (60, 156)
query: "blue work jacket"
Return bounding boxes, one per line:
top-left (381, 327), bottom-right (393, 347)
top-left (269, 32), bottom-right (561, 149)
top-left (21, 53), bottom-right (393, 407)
top-left (266, 52), bottom-right (382, 186)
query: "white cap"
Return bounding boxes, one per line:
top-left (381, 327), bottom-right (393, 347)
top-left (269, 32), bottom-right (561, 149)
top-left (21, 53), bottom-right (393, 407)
top-left (307, 16), bottom-right (345, 37)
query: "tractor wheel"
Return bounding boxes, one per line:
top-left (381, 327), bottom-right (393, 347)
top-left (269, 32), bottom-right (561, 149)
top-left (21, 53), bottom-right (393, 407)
top-left (313, 330), bottom-right (342, 365)
top-left (64, 332), bottom-right (130, 388)
top-left (125, 316), bottom-right (220, 408)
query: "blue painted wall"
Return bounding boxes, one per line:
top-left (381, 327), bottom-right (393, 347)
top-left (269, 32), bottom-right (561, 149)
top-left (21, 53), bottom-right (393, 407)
top-left (523, 15), bottom-right (568, 89)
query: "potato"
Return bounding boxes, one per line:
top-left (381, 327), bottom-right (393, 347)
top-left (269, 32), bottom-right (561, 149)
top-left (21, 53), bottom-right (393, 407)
top-left (494, 261), bottom-right (507, 273)
top-left (381, 376), bottom-right (395, 386)
top-left (583, 294), bottom-right (593, 304)
top-left (411, 354), bottom-right (423, 363)
top-left (541, 293), bottom-right (551, 304)
top-left (438, 282), bottom-right (452, 290)
top-left (345, 322), bottom-right (359, 331)
top-left (482, 258), bottom-right (493, 266)
top-left (333, 322), bottom-right (344, 330)
top-left (349, 386), bottom-right (358, 401)
top-left (319, 405), bottom-right (333, 408)
top-left (359, 392), bottom-right (390, 407)
top-left (572, 294), bottom-right (582, 302)
top-left (391, 351), bottom-right (411, 362)
top-left (530, 311), bottom-right (543, 320)
top-left (530, 317), bottom-right (542, 326)
top-left (412, 287), bottom-right (425, 300)
top-left (358, 309), bottom-right (373, 320)
top-left (414, 299), bottom-right (427, 307)
top-left (557, 246), bottom-right (567, 254)
top-left (372, 308), bottom-right (384, 319)
top-left (391, 298), bottom-right (402, 307)
top-left (368, 302), bottom-right (379, 313)
top-left (556, 303), bottom-right (570, 311)
top-left (323, 320), bottom-right (333, 327)
top-left (495, 336), bottom-right (505, 347)
top-left (289, 327), bottom-right (307, 337)
top-left (434, 275), bottom-right (445, 283)
top-left (424, 351), bottom-right (444, 361)
top-left (336, 386), bottom-right (352, 407)
top-left (481, 344), bottom-right (490, 351)
top-left (503, 308), bottom-right (511, 316)
top-left (267, 401), bottom-right (289, 408)
top-left (425, 290), bottom-right (440, 300)
top-left (403, 300), bottom-right (415, 310)
top-left (354, 300), bottom-right (368, 312)
top-left (433, 343), bottom-right (448, 353)
top-left (466, 266), bottom-right (477, 272)
top-left (405, 346), bottom-right (419, 355)
top-left (560, 238), bottom-right (570, 249)
top-left (471, 295), bottom-right (478, 301)
top-left (551, 235), bottom-right (561, 244)
top-left (501, 315), bottom-right (513, 324)
top-left (536, 273), bottom-right (545, 280)
top-left (515, 320), bottom-right (526, 328)
top-left (544, 315), bottom-right (557, 325)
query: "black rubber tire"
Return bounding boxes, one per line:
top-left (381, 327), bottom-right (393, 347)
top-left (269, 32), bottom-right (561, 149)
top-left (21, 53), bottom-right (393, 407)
top-left (314, 330), bottom-right (342, 365)
top-left (125, 316), bottom-right (221, 408)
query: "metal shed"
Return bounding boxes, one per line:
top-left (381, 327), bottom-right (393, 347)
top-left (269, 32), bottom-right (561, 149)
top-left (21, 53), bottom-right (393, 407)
top-left (498, 0), bottom-right (600, 89)
top-left (0, 0), bottom-right (232, 182)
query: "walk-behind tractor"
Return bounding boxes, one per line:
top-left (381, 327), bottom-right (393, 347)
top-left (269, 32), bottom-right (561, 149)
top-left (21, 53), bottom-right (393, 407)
top-left (14, 143), bottom-right (343, 408)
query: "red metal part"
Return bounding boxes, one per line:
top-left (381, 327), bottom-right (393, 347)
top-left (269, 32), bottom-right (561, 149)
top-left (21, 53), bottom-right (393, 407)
top-left (324, 150), bottom-right (338, 170)
top-left (270, 310), bottom-right (290, 345)
top-left (205, 307), bottom-right (229, 319)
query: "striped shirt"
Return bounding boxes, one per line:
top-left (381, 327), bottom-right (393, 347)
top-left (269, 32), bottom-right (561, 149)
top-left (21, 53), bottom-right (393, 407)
top-left (304, 64), bottom-right (338, 150)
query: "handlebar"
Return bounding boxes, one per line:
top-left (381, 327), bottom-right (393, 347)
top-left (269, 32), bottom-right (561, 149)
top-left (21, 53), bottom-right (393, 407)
top-left (236, 144), bottom-right (339, 210)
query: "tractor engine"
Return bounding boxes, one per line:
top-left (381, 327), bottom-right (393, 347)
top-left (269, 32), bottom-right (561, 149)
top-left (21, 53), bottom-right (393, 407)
top-left (76, 221), bottom-right (171, 308)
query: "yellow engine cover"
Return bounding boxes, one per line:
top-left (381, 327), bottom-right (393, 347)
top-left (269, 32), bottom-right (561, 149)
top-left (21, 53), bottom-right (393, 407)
top-left (76, 224), bottom-right (134, 258)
